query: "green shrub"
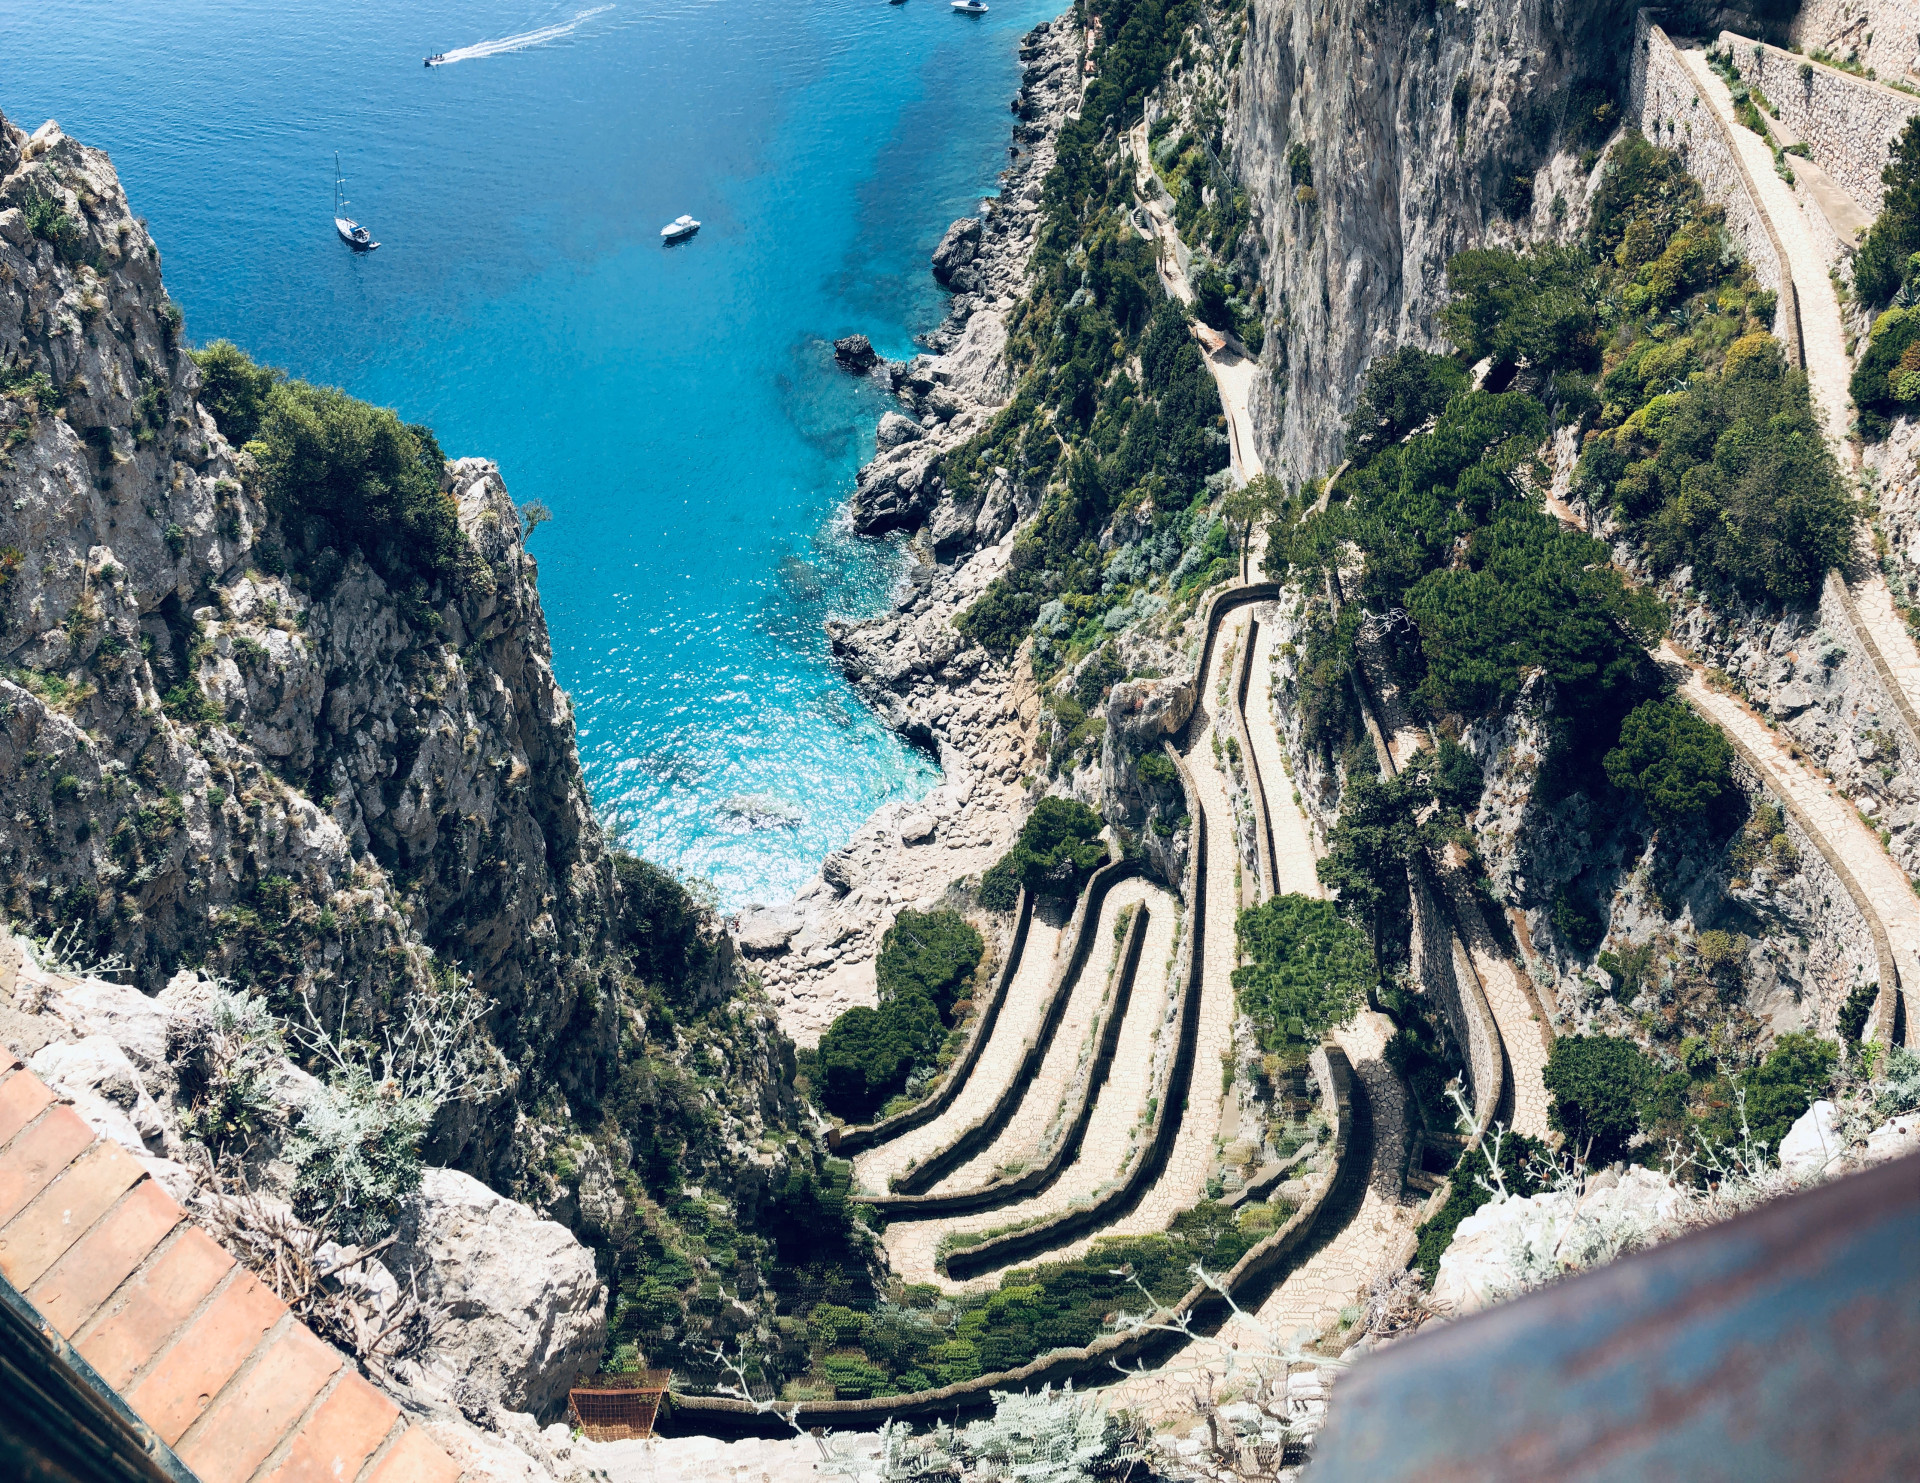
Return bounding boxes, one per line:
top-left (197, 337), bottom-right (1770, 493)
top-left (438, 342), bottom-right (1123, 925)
top-left (190, 342), bottom-right (477, 598)
top-left (1544, 1033), bottom-right (1653, 1162)
top-left (875, 908), bottom-right (984, 1019)
top-left (984, 796), bottom-right (1106, 901)
top-left (613, 853), bottom-right (718, 1008)
top-left (816, 992), bottom-right (946, 1122)
top-left (1852, 116), bottom-right (1920, 307)
top-left (1232, 895), bottom-right (1371, 1050)
top-left (1712, 1031), bottom-right (1838, 1153)
top-left (1135, 749), bottom-right (1178, 786)
top-left (979, 857), bottom-right (1022, 912)
top-left (1411, 1130), bottom-right (1546, 1279)
top-left (191, 341), bottom-right (279, 446)
top-left (1849, 306), bottom-right (1920, 442)
top-left (1316, 772), bottom-right (1424, 966)
top-left (1604, 699), bottom-right (1733, 825)
top-left (1343, 346), bottom-right (1470, 460)
top-left (21, 188), bottom-right (84, 263)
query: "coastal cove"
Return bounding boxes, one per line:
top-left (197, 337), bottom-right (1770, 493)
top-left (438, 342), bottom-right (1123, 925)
top-left (3, 0), bottom-right (1061, 906)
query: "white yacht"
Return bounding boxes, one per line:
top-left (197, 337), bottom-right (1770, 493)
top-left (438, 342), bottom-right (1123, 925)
top-left (951, 1), bottom-right (989, 11)
top-left (661, 214), bottom-right (701, 243)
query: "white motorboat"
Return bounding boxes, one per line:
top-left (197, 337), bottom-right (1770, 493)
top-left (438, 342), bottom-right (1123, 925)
top-left (661, 214), bottom-right (701, 243)
top-left (951, 1), bottom-right (988, 12)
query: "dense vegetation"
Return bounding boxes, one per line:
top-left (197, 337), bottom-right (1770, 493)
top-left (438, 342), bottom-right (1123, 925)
top-left (979, 796), bottom-right (1107, 909)
top-left (1852, 116), bottom-right (1920, 309)
top-left (191, 341), bottom-right (481, 599)
top-left (1232, 895), bottom-right (1371, 1052)
top-left (814, 909), bottom-right (985, 1122)
top-left (1546, 1028), bottom-right (1839, 1166)
top-left (1602, 699), bottom-right (1734, 826)
top-left (947, 0), bottom-right (1241, 678)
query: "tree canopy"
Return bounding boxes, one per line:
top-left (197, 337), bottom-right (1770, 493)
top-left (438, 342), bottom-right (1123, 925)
top-left (1603, 699), bottom-right (1733, 826)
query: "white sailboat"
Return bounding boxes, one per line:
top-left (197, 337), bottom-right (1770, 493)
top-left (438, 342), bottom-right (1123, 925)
top-left (333, 154), bottom-right (379, 251)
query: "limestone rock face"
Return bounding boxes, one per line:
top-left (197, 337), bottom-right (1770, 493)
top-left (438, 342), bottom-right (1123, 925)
top-left (1230, 0), bottom-right (1638, 484)
top-left (391, 1168), bottom-right (608, 1420)
top-left (875, 410), bottom-right (923, 449)
top-left (929, 216), bottom-right (982, 285)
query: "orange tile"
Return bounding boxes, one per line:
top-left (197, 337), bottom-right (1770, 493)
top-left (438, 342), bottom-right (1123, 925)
top-left (0, 1069), bottom-right (51, 1145)
top-left (0, 1139), bottom-right (144, 1288)
top-left (362, 1426), bottom-right (463, 1483)
top-left (262, 1372), bottom-right (401, 1483)
top-left (127, 1269), bottom-right (285, 1444)
top-left (179, 1324), bottom-right (342, 1483)
top-left (30, 1178), bottom-right (183, 1337)
top-left (79, 1227), bottom-right (236, 1391)
top-left (0, 1103), bottom-right (95, 1225)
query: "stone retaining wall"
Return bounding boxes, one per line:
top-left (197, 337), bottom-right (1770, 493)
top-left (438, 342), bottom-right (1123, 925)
top-left (1721, 30), bottom-right (1920, 216)
top-left (861, 897), bottom-right (1150, 1218)
top-left (1791, 0), bottom-right (1920, 99)
top-left (830, 890), bottom-right (1035, 1156)
top-left (1630, 15), bottom-right (1803, 367)
top-left (890, 854), bottom-right (1135, 1196)
top-left (665, 1048), bottom-right (1356, 1433)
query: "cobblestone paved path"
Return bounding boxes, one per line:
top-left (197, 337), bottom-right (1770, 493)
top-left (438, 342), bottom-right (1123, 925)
top-left (1668, 644), bottom-right (1920, 1003)
top-left (877, 882), bottom-right (1179, 1289)
top-left (852, 912), bottom-right (1065, 1195)
top-left (1102, 1012), bottom-right (1417, 1417)
top-left (1250, 614), bottom-right (1322, 898)
top-left (1466, 941), bottom-right (1552, 1140)
top-left (933, 875), bottom-right (1162, 1193)
top-left (1681, 46), bottom-right (1920, 783)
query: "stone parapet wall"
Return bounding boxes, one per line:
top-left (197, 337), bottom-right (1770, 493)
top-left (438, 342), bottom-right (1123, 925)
top-left (1791, 0), bottom-right (1920, 95)
top-left (1630, 15), bottom-right (1801, 365)
top-left (1722, 30), bottom-right (1920, 216)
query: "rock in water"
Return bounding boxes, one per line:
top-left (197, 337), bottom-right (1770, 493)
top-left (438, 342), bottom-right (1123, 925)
top-left (833, 334), bottom-right (879, 373)
top-left (930, 217), bottom-right (982, 285)
top-left (391, 1169), bottom-right (607, 1419)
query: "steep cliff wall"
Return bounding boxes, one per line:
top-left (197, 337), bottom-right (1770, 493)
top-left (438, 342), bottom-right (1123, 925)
top-left (1227, 0), bottom-right (1639, 483)
top-left (0, 107), bottom-right (839, 1397)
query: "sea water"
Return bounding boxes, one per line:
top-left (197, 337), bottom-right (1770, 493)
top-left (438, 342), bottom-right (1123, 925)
top-left (4, 0), bottom-right (1049, 906)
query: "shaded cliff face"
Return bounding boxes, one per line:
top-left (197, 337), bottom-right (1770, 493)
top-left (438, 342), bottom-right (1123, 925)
top-left (0, 114), bottom-right (611, 1083)
top-left (1228, 0), bottom-right (1637, 482)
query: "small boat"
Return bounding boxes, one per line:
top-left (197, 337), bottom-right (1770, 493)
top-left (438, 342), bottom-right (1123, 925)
top-left (424, 53), bottom-right (447, 66)
top-left (951, 0), bottom-right (988, 11)
top-left (332, 153), bottom-right (379, 252)
top-left (890, 0), bottom-right (906, 6)
top-left (661, 214), bottom-right (701, 243)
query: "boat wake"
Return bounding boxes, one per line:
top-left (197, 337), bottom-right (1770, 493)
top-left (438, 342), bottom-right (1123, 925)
top-left (431, 5), bottom-right (613, 66)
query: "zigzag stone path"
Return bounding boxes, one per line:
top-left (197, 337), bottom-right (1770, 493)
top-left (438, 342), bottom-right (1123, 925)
top-left (1250, 613), bottom-right (1321, 896)
top-left (1666, 644), bottom-right (1920, 1002)
top-left (877, 880), bottom-right (1180, 1289)
top-left (851, 911), bottom-right (1065, 1195)
top-left (933, 874), bottom-right (1165, 1193)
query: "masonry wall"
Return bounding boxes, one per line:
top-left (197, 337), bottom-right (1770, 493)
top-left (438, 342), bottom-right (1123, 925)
top-left (1629, 15), bottom-right (1799, 359)
top-left (1723, 31), bottom-right (1920, 215)
top-left (1791, 0), bottom-right (1920, 91)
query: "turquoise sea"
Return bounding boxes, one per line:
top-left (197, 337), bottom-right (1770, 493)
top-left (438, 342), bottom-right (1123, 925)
top-left (4, 0), bottom-right (1049, 905)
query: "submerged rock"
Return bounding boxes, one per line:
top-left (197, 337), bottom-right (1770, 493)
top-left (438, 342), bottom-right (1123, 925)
top-left (716, 792), bottom-right (805, 832)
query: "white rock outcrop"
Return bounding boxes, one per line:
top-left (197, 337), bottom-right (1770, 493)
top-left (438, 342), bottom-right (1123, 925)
top-left (391, 1168), bottom-right (607, 1419)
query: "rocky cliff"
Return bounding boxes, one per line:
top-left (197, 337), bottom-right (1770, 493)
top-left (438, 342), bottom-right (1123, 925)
top-left (0, 104), bottom-right (836, 1416)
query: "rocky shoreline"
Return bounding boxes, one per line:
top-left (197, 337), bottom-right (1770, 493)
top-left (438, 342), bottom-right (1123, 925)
top-left (731, 13), bottom-right (1087, 1045)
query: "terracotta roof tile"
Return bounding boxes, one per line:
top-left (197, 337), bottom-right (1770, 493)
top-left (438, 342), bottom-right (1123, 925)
top-left (362, 1425), bottom-right (464, 1483)
top-left (0, 1103), bottom-right (95, 1224)
top-left (29, 1175), bottom-right (183, 1337)
top-left (127, 1269), bottom-right (285, 1444)
top-left (78, 1225), bottom-right (237, 1390)
top-left (179, 1323), bottom-right (342, 1483)
top-left (0, 1137), bottom-right (144, 1288)
top-left (0, 1066), bottom-right (54, 1146)
top-left (261, 1371), bottom-right (402, 1483)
